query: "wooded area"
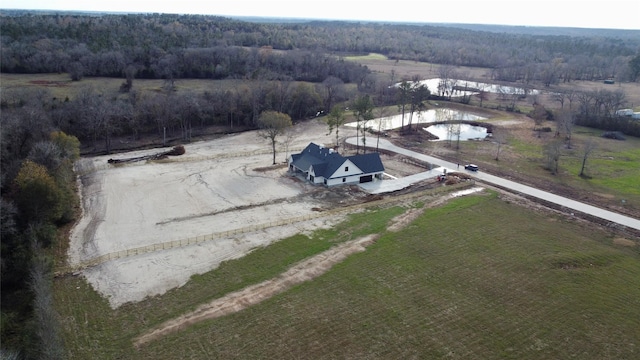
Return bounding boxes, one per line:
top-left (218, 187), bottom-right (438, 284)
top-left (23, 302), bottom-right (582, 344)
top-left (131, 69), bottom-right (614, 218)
top-left (2, 12), bottom-right (640, 82)
top-left (1, 10), bottom-right (640, 359)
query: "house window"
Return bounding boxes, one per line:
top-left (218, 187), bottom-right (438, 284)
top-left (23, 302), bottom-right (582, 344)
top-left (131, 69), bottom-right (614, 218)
top-left (342, 178), bottom-right (346, 183)
top-left (345, 166), bottom-right (349, 172)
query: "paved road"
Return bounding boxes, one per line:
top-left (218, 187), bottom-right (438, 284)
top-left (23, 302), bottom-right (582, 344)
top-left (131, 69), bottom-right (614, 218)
top-left (347, 137), bottom-right (640, 231)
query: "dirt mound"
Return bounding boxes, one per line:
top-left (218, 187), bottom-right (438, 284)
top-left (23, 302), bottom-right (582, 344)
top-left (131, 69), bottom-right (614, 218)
top-left (107, 145), bottom-right (185, 164)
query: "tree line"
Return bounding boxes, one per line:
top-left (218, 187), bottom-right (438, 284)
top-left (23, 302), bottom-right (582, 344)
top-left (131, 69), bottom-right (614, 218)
top-left (2, 12), bottom-right (640, 84)
top-left (0, 75), bottom-right (357, 155)
top-left (1, 89), bottom-right (78, 358)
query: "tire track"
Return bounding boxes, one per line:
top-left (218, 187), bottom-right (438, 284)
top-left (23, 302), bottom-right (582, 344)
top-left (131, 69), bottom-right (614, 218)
top-left (133, 234), bottom-right (378, 347)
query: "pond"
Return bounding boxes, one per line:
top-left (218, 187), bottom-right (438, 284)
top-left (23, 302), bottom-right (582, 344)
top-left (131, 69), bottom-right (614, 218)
top-left (346, 108), bottom-right (486, 132)
top-left (423, 123), bottom-right (489, 141)
top-left (395, 78), bottom-right (540, 98)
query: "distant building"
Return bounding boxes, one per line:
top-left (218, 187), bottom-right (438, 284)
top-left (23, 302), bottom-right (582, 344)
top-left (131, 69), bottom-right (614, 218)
top-left (616, 109), bottom-right (634, 116)
top-left (288, 143), bottom-right (384, 187)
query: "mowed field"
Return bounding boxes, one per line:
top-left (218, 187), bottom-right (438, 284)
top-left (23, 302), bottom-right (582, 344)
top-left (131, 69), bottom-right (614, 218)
top-left (53, 193), bottom-right (640, 359)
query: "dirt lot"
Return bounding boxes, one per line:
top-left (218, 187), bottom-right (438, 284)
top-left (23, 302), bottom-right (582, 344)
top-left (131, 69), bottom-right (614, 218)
top-left (68, 118), bottom-right (435, 308)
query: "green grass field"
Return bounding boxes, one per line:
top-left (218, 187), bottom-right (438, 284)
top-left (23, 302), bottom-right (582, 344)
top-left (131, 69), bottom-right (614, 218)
top-left (442, 122), bottom-right (640, 212)
top-left (344, 53), bottom-right (389, 61)
top-left (54, 193), bottom-right (640, 359)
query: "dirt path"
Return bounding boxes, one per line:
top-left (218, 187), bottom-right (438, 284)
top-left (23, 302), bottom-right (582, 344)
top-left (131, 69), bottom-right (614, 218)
top-left (133, 234), bottom-right (379, 347)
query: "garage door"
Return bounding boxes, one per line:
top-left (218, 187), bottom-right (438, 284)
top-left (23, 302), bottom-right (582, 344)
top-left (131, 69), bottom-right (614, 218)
top-left (359, 175), bottom-right (373, 183)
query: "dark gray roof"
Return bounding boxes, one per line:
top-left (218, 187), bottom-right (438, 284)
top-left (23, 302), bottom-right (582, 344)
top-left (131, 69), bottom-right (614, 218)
top-left (347, 152), bottom-right (385, 174)
top-left (291, 143), bottom-right (384, 179)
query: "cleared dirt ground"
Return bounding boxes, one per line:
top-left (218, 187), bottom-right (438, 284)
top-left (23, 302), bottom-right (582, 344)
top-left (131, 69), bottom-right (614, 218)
top-left (68, 118), bottom-right (432, 308)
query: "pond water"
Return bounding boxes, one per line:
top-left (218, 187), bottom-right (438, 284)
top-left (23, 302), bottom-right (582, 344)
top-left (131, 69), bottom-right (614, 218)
top-left (423, 123), bottom-right (489, 141)
top-left (396, 78), bottom-right (540, 98)
top-left (346, 108), bottom-right (486, 132)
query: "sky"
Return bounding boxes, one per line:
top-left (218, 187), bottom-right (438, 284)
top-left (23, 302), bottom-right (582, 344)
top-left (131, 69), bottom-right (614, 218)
top-left (1, 0), bottom-right (639, 30)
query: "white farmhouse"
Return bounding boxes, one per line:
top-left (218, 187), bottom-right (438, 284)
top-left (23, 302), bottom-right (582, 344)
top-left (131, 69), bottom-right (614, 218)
top-left (288, 143), bottom-right (384, 187)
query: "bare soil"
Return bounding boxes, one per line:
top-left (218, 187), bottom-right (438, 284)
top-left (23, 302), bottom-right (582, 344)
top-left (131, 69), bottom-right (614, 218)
top-left (133, 234), bottom-right (380, 347)
top-left (68, 118), bottom-right (437, 308)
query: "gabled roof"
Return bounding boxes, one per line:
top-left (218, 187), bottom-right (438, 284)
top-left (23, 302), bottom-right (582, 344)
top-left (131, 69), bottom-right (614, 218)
top-left (290, 143), bottom-right (343, 174)
top-left (347, 152), bottom-right (385, 174)
top-left (291, 143), bottom-right (384, 179)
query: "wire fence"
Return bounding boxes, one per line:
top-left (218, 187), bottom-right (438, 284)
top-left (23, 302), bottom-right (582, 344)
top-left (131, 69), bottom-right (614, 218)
top-left (59, 181), bottom-right (474, 274)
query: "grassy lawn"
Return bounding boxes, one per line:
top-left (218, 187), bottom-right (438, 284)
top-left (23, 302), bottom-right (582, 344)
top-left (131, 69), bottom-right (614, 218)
top-left (54, 194), bottom-right (640, 359)
top-left (53, 206), bottom-right (406, 359)
top-left (434, 119), bottom-right (640, 212)
top-left (1, 73), bottom-right (282, 100)
top-left (343, 53), bottom-right (389, 61)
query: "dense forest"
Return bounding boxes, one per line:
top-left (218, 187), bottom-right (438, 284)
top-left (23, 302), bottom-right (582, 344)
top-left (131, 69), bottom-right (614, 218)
top-left (1, 11), bottom-right (640, 359)
top-left (2, 12), bottom-right (640, 82)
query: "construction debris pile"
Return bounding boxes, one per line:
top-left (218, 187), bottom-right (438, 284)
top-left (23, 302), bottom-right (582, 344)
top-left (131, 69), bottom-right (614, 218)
top-left (107, 145), bottom-right (185, 164)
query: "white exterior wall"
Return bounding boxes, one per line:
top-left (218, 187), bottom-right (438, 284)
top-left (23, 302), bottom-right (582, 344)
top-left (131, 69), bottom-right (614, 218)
top-left (308, 167), bottom-right (325, 184)
top-left (323, 159), bottom-right (364, 186)
top-left (325, 175), bottom-right (361, 186)
top-left (328, 159), bottom-right (362, 179)
top-left (325, 171), bottom-right (383, 187)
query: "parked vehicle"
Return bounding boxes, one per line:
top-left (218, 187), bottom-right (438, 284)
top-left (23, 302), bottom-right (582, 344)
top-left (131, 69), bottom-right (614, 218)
top-left (464, 164), bottom-right (479, 171)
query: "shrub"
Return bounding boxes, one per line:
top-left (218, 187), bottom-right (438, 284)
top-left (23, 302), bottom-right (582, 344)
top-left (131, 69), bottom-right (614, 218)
top-left (601, 131), bottom-right (626, 140)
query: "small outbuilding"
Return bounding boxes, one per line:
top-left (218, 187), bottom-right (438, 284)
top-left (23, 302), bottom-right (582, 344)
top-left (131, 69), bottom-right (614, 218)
top-left (616, 109), bottom-right (634, 117)
top-left (288, 143), bottom-right (384, 187)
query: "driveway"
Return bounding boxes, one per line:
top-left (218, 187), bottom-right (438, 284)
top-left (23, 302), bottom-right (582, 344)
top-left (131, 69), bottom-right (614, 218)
top-left (347, 137), bottom-right (640, 231)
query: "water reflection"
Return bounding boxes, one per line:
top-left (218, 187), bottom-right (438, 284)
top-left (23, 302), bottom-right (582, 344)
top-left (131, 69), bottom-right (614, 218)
top-left (346, 108), bottom-right (485, 131)
top-left (423, 123), bottom-right (488, 141)
top-left (394, 78), bottom-right (539, 98)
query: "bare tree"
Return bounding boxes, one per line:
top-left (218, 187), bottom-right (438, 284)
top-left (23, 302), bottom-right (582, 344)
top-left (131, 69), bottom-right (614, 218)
top-left (120, 64), bottom-right (137, 93)
top-left (396, 80), bottom-right (412, 132)
top-left (544, 139), bottom-right (563, 175)
top-left (257, 111), bottom-right (292, 164)
top-left (555, 109), bottom-right (575, 148)
top-left (352, 95), bottom-right (374, 154)
top-left (28, 141), bottom-right (62, 173)
top-left (272, 80), bottom-right (293, 113)
top-left (375, 106), bottom-right (390, 152)
top-left (579, 138), bottom-right (597, 177)
top-left (446, 122), bottom-right (456, 148)
top-left (552, 91), bottom-right (568, 109)
top-left (326, 105), bottom-right (346, 149)
top-left (492, 130), bottom-right (507, 161)
top-left (407, 78), bottom-right (429, 132)
top-left (321, 76), bottom-right (345, 113)
top-left (530, 102), bottom-right (548, 135)
top-left (565, 90), bottom-right (577, 110)
top-left (438, 65), bottom-right (456, 99)
top-left (477, 88), bottom-right (489, 107)
top-left (454, 123), bottom-right (463, 150)
top-left (282, 125), bottom-right (297, 163)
